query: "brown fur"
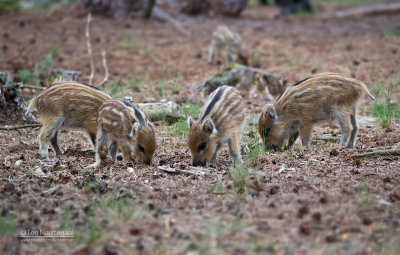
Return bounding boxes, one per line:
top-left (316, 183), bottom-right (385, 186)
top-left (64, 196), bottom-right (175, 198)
top-left (89, 99), bottom-right (156, 167)
top-left (258, 73), bottom-right (375, 149)
top-left (26, 81), bottom-right (112, 159)
top-left (208, 25), bottom-right (250, 65)
top-left (188, 85), bottom-right (244, 167)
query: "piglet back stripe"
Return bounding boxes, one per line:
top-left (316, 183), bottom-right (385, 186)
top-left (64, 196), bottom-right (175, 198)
top-left (49, 81), bottom-right (102, 91)
top-left (119, 99), bottom-right (146, 125)
top-left (200, 86), bottom-right (226, 121)
top-left (45, 82), bottom-right (110, 98)
top-left (292, 77), bottom-right (311, 87)
top-left (277, 77), bottom-right (311, 100)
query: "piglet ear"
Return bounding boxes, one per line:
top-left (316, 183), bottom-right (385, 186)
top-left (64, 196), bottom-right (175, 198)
top-left (129, 122), bottom-right (141, 138)
top-left (187, 117), bottom-right (194, 128)
top-left (263, 104), bottom-right (276, 120)
top-left (203, 118), bottom-right (217, 135)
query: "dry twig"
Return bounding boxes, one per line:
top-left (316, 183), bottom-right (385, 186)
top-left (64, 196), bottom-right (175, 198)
top-left (315, 136), bottom-right (340, 142)
top-left (97, 50), bottom-right (109, 87)
top-left (158, 165), bottom-right (210, 176)
top-left (0, 124), bottom-right (42, 130)
top-left (354, 149), bottom-right (400, 158)
top-left (85, 12), bottom-right (94, 84)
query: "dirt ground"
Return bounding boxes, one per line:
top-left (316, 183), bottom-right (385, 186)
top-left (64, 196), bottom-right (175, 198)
top-left (0, 2), bottom-right (400, 255)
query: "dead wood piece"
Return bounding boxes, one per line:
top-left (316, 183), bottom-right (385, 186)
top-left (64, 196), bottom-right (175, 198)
top-left (333, 3), bottom-right (400, 18)
top-left (48, 68), bottom-right (81, 86)
top-left (0, 124), bottom-right (42, 130)
top-left (200, 63), bottom-right (287, 98)
top-left (354, 149), bottom-right (400, 158)
top-left (135, 100), bottom-right (182, 123)
top-left (315, 136), bottom-right (340, 142)
top-left (158, 165), bottom-right (209, 176)
top-left (188, 166), bottom-right (212, 175)
top-left (152, 7), bottom-right (189, 37)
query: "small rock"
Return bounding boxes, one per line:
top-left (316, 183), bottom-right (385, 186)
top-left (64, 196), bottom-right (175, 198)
top-left (299, 222), bottom-right (311, 235)
top-left (325, 235), bottom-right (337, 243)
top-left (129, 226), bottom-right (141, 236)
top-left (362, 217), bottom-right (372, 225)
top-left (312, 212), bottom-right (322, 223)
top-left (15, 160), bottom-right (23, 167)
top-left (329, 149), bottom-right (339, 156)
top-left (297, 205), bottom-right (309, 218)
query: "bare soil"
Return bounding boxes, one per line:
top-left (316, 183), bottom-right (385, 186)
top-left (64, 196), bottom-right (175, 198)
top-left (0, 4), bottom-right (399, 255)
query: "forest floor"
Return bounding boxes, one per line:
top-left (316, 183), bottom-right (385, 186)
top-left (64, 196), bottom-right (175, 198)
top-left (0, 2), bottom-right (400, 255)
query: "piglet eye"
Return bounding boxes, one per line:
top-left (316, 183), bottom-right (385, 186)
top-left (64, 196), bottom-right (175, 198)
top-left (137, 144), bottom-right (145, 153)
top-left (198, 142), bottom-right (207, 152)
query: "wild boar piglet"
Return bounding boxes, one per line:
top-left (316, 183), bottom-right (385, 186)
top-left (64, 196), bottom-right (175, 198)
top-left (88, 99), bottom-right (156, 168)
top-left (258, 72), bottom-right (375, 150)
top-left (26, 81), bottom-right (112, 159)
top-left (188, 85), bottom-right (244, 167)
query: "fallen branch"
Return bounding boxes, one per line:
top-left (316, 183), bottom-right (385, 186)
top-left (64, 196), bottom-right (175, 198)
top-left (0, 124), bottom-right (42, 130)
top-left (315, 136), bottom-right (340, 142)
top-left (152, 7), bottom-right (189, 37)
top-left (85, 12), bottom-right (94, 84)
top-left (158, 165), bottom-right (210, 176)
top-left (97, 50), bottom-right (109, 87)
top-left (354, 149), bottom-right (400, 158)
top-left (188, 166), bottom-right (212, 175)
top-left (333, 3), bottom-right (400, 18)
top-left (18, 84), bottom-right (45, 90)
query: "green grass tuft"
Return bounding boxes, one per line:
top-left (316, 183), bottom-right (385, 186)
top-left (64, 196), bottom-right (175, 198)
top-left (229, 165), bottom-right (250, 197)
top-left (183, 102), bottom-right (201, 117)
top-left (370, 80), bottom-right (400, 128)
top-left (380, 237), bottom-right (400, 255)
top-left (0, 0), bottom-right (20, 11)
top-left (17, 69), bottom-right (34, 83)
top-left (109, 80), bottom-right (124, 97)
top-left (358, 184), bottom-right (376, 207)
top-left (169, 118), bottom-right (188, 137)
top-left (0, 215), bottom-right (16, 236)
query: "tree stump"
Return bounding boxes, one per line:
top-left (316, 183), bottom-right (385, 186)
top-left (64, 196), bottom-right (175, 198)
top-left (0, 72), bottom-right (35, 125)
